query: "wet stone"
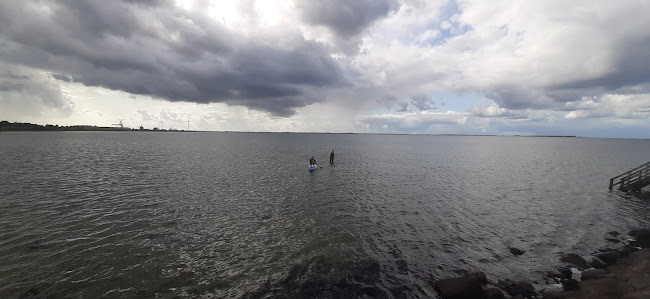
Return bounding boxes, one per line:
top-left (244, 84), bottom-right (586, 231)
top-left (559, 253), bottom-right (589, 269)
top-left (561, 278), bottom-right (580, 291)
top-left (589, 257), bottom-right (608, 269)
top-left (485, 287), bottom-right (506, 299)
top-left (505, 281), bottom-right (536, 298)
top-left (434, 276), bottom-right (484, 299)
top-left (546, 270), bottom-right (564, 280)
top-left (629, 229), bottom-right (650, 248)
top-left (557, 267), bottom-right (573, 279)
top-left (509, 247), bottom-right (525, 256)
top-left (497, 279), bottom-right (512, 290)
top-left (542, 289), bottom-right (566, 299)
top-left (581, 269), bottom-right (607, 280)
top-left (243, 257), bottom-right (387, 299)
top-left (593, 251), bottom-right (621, 265)
top-left (17, 288), bottom-right (42, 299)
top-left (618, 244), bottom-right (640, 257)
top-left (465, 271), bottom-right (488, 284)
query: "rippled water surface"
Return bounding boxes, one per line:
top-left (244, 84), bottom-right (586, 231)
top-left (1, 132), bottom-right (649, 298)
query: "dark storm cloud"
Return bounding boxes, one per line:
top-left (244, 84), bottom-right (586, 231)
top-left (0, 66), bottom-right (74, 113)
top-left (0, 73), bottom-right (30, 80)
top-left (0, 0), bottom-right (346, 116)
top-left (0, 81), bottom-right (24, 91)
top-left (484, 88), bottom-right (552, 110)
top-left (554, 37), bottom-right (650, 92)
top-left (296, 0), bottom-right (398, 37)
top-left (51, 74), bottom-right (72, 82)
top-left (484, 36), bottom-right (650, 112)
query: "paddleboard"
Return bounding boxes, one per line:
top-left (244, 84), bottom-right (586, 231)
top-left (308, 165), bottom-right (318, 172)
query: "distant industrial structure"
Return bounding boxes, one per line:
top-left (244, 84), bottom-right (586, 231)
top-left (112, 119), bottom-right (130, 130)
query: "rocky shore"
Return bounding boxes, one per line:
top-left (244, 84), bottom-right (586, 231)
top-left (433, 229), bottom-right (650, 299)
top-left (14, 229), bottom-right (650, 298)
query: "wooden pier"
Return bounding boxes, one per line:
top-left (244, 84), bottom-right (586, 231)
top-left (609, 161), bottom-right (650, 192)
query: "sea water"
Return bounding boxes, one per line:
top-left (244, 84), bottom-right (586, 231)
top-left (1, 132), bottom-right (649, 298)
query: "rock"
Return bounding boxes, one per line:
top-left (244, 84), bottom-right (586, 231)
top-left (434, 276), bottom-right (485, 299)
top-left (604, 237), bottom-right (620, 243)
top-left (581, 269), bottom-right (607, 280)
top-left (17, 289), bottom-right (42, 299)
top-left (485, 288), bottom-right (506, 299)
top-left (557, 267), bottom-right (573, 279)
top-left (597, 247), bottom-right (618, 252)
top-left (594, 250), bottom-right (621, 265)
top-left (542, 289), bottom-right (566, 299)
top-left (135, 289), bottom-right (150, 297)
top-left (559, 253), bottom-right (589, 269)
top-left (608, 231), bottom-right (620, 236)
top-left (618, 244), bottom-right (640, 257)
top-left (628, 228), bottom-right (647, 237)
top-left (589, 257), bottom-right (608, 269)
top-left (509, 247), bottom-right (525, 256)
top-left (497, 279), bottom-right (511, 288)
top-left (561, 278), bottom-right (580, 291)
top-left (505, 281), bottom-right (536, 298)
top-left (243, 257), bottom-right (387, 299)
top-left (629, 228), bottom-right (650, 248)
top-left (546, 270), bottom-right (564, 280)
top-left (465, 271), bottom-right (488, 284)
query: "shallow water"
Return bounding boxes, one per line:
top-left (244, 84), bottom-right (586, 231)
top-left (1, 132), bottom-right (649, 298)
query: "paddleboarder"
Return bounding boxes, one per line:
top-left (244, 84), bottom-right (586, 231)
top-left (330, 150), bottom-right (335, 164)
top-left (310, 156), bottom-right (317, 167)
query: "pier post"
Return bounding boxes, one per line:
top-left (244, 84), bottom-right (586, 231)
top-left (620, 177), bottom-right (626, 191)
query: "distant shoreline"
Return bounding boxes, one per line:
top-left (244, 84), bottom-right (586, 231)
top-left (0, 120), bottom-right (580, 137)
top-left (0, 120), bottom-right (193, 133)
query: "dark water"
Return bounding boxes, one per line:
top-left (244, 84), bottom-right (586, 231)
top-left (1, 132), bottom-right (649, 298)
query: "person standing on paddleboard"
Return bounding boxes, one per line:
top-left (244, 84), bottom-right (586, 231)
top-left (310, 156), bottom-right (317, 167)
top-left (329, 150), bottom-right (335, 164)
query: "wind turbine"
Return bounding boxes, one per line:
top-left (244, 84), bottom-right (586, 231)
top-left (159, 119), bottom-right (164, 130)
top-left (187, 117), bottom-right (190, 131)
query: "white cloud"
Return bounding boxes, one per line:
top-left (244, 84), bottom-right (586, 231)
top-left (1, 0), bottom-right (650, 137)
top-left (564, 94), bottom-right (650, 120)
top-left (417, 29), bottom-right (440, 43)
top-left (0, 64), bottom-right (74, 121)
top-left (469, 100), bottom-right (513, 117)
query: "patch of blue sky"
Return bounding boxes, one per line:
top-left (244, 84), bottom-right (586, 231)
top-left (412, 0), bottom-right (472, 47)
top-left (365, 90), bottom-right (485, 116)
top-left (428, 90), bottom-right (484, 113)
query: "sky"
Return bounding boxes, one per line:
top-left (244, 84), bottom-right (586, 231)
top-left (1, 0), bottom-right (649, 138)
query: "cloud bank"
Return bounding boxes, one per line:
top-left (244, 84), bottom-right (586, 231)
top-left (1, 0), bottom-right (649, 136)
top-left (0, 0), bottom-right (345, 116)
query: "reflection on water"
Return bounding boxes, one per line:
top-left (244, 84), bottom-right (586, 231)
top-left (1, 132), bottom-right (649, 298)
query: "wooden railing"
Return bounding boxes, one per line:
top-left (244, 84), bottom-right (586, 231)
top-left (609, 161), bottom-right (650, 191)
